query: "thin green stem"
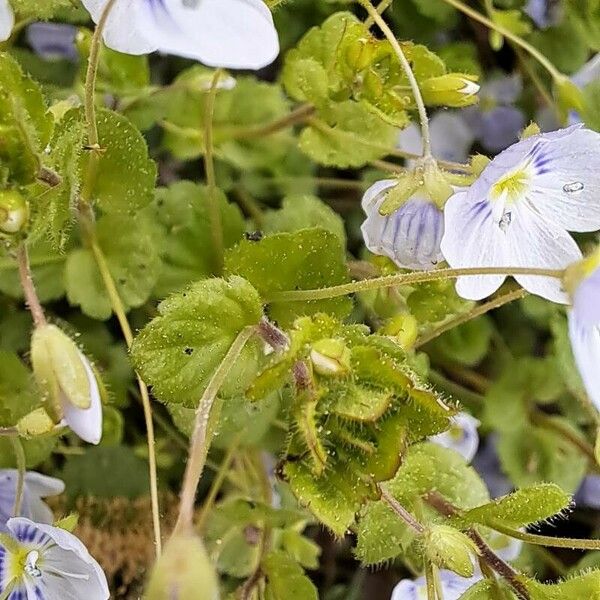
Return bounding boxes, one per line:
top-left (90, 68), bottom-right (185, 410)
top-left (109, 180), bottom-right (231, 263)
top-left (416, 288), bottom-right (527, 348)
top-left (424, 560), bottom-right (437, 600)
top-left (357, 0), bottom-right (432, 157)
top-left (365, 0), bottom-right (394, 28)
top-left (379, 484), bottom-right (425, 534)
top-left (81, 0), bottom-right (162, 556)
top-left (175, 326), bottom-right (256, 534)
top-left (205, 70), bottom-right (224, 274)
top-left (489, 520), bottom-right (600, 551)
top-left (267, 266), bottom-right (564, 302)
top-left (16, 244), bottom-right (46, 328)
top-left (442, 0), bottom-right (562, 81)
top-left (230, 103), bottom-right (315, 139)
top-left (9, 436), bottom-right (26, 517)
top-left (428, 370), bottom-right (485, 407)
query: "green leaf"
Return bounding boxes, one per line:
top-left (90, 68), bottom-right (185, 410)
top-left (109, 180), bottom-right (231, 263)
top-left (62, 107), bottom-right (156, 214)
top-left (0, 436), bottom-right (57, 469)
top-left (0, 52), bottom-right (53, 183)
top-left (61, 445), bottom-right (150, 499)
top-left (225, 228), bottom-right (352, 327)
top-left (299, 101), bottom-right (397, 168)
top-left (65, 213), bottom-right (161, 320)
top-left (9, 0), bottom-right (71, 18)
top-left (527, 571), bottom-right (600, 600)
top-left (131, 276), bottom-right (263, 406)
top-left (151, 181), bottom-right (245, 297)
top-left (0, 351), bottom-right (39, 427)
top-left (355, 443), bottom-right (488, 564)
top-left (461, 483), bottom-right (572, 529)
top-left (263, 195), bottom-right (346, 246)
top-left (263, 551), bottom-right (319, 600)
top-left (433, 317), bottom-right (493, 366)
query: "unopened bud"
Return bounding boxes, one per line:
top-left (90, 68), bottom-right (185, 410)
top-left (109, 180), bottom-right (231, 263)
top-left (31, 324), bottom-right (102, 444)
top-left (345, 37), bottom-right (377, 71)
top-left (0, 190), bottom-right (29, 234)
top-left (424, 525), bottom-right (479, 577)
top-left (380, 314), bottom-right (419, 349)
top-left (17, 408), bottom-right (56, 438)
top-left (145, 533), bottom-right (220, 600)
top-left (421, 74), bottom-right (480, 107)
top-left (310, 338), bottom-right (352, 376)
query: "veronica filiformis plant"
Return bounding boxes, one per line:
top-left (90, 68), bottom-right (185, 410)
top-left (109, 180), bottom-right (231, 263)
top-left (0, 518), bottom-right (109, 599)
top-left (441, 125), bottom-right (600, 303)
top-left (81, 0), bottom-right (279, 69)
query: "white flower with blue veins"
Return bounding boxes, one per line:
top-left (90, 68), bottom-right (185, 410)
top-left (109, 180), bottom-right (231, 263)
top-left (0, 472), bottom-right (64, 534)
top-left (82, 0), bottom-right (279, 69)
top-left (361, 180), bottom-right (445, 271)
top-left (0, 517), bottom-right (109, 600)
top-left (441, 124), bottom-right (600, 303)
top-left (391, 569), bottom-right (480, 600)
top-left (430, 412), bottom-right (480, 463)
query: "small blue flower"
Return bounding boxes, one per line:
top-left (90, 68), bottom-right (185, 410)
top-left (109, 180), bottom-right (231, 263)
top-left (525, 0), bottom-right (562, 29)
top-left (430, 412), bottom-right (480, 463)
top-left (575, 475), bottom-right (600, 509)
top-left (0, 471), bottom-right (64, 534)
top-left (361, 180), bottom-right (445, 271)
top-left (26, 23), bottom-right (78, 62)
top-left (391, 569), bottom-right (481, 600)
top-left (0, 517), bottom-right (109, 600)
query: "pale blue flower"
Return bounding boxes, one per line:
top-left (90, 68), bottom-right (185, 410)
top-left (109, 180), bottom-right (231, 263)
top-left (0, 0), bottom-right (13, 42)
top-left (430, 412), bottom-right (480, 463)
top-left (575, 475), bottom-right (600, 509)
top-left (361, 180), bottom-right (445, 270)
top-left (81, 0), bottom-right (279, 70)
top-left (0, 471), bottom-right (64, 533)
top-left (568, 263), bottom-right (600, 412)
top-left (525, 0), bottom-right (562, 29)
top-left (26, 23), bottom-right (78, 62)
top-left (441, 125), bottom-right (600, 303)
top-left (463, 74), bottom-right (526, 153)
top-left (391, 569), bottom-right (480, 600)
top-left (398, 112), bottom-right (474, 165)
top-left (0, 517), bottom-right (109, 600)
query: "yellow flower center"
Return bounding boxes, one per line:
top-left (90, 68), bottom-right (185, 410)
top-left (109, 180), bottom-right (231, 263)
top-left (490, 167), bottom-right (529, 203)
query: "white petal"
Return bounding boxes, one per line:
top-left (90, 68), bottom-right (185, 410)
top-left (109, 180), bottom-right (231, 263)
top-left (430, 412), bottom-right (480, 463)
top-left (504, 201), bottom-right (580, 303)
top-left (572, 266), bottom-right (600, 327)
top-left (62, 353), bottom-right (102, 445)
top-left (81, 0), bottom-right (156, 55)
top-left (392, 571), bottom-right (482, 600)
top-left (361, 179), bottom-right (397, 212)
top-left (441, 190), bottom-right (508, 300)
top-left (391, 579), bottom-right (420, 600)
top-left (0, 0), bottom-right (13, 42)
top-left (136, 0), bottom-right (279, 69)
top-left (568, 312), bottom-right (600, 412)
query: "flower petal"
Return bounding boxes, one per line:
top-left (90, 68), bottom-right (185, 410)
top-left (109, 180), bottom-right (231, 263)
top-left (392, 571), bottom-right (482, 600)
top-left (25, 23), bottom-right (78, 61)
top-left (505, 201), bottom-right (580, 303)
top-left (81, 0), bottom-right (156, 55)
top-left (568, 312), bottom-right (600, 412)
top-left (572, 53), bottom-right (600, 89)
top-left (0, 0), bottom-right (13, 42)
top-left (478, 106), bottom-right (526, 153)
top-left (575, 475), bottom-right (600, 509)
top-left (572, 266), bottom-right (600, 327)
top-left (430, 412), bottom-right (480, 463)
top-left (136, 0), bottom-right (279, 69)
top-left (441, 190), bottom-right (508, 300)
top-left (362, 189), bottom-right (445, 270)
top-left (390, 579), bottom-right (419, 600)
top-left (61, 353), bottom-right (102, 445)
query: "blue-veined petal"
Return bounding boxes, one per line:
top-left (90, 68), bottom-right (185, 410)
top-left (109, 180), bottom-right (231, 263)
top-left (362, 182), bottom-right (445, 271)
top-left (0, 0), bottom-right (13, 42)
top-left (391, 570), bottom-right (482, 600)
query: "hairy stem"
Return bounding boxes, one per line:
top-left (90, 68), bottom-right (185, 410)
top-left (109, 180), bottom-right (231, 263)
top-left (424, 560), bottom-right (437, 600)
top-left (82, 0), bottom-right (162, 556)
top-left (267, 266), bottom-right (564, 303)
top-left (379, 484), bottom-right (425, 534)
top-left (230, 103), bottom-right (315, 139)
top-left (16, 244), bottom-right (46, 328)
top-left (416, 288), bottom-right (527, 348)
top-left (441, 0), bottom-right (562, 80)
top-left (175, 326), bottom-right (256, 534)
top-left (205, 70), bottom-right (225, 274)
top-left (357, 0), bottom-right (432, 157)
top-left (9, 436), bottom-right (26, 517)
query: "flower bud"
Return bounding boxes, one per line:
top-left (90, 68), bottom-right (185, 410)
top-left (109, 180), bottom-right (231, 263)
top-left (16, 408), bottom-right (57, 438)
top-left (345, 37), bottom-right (377, 71)
top-left (380, 314), bottom-right (419, 349)
top-left (421, 74), bottom-right (480, 107)
top-left (424, 525), bottom-right (479, 577)
top-left (145, 533), bottom-right (220, 600)
top-left (310, 338), bottom-right (352, 376)
top-left (0, 189), bottom-right (29, 234)
top-left (30, 324), bottom-right (103, 444)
